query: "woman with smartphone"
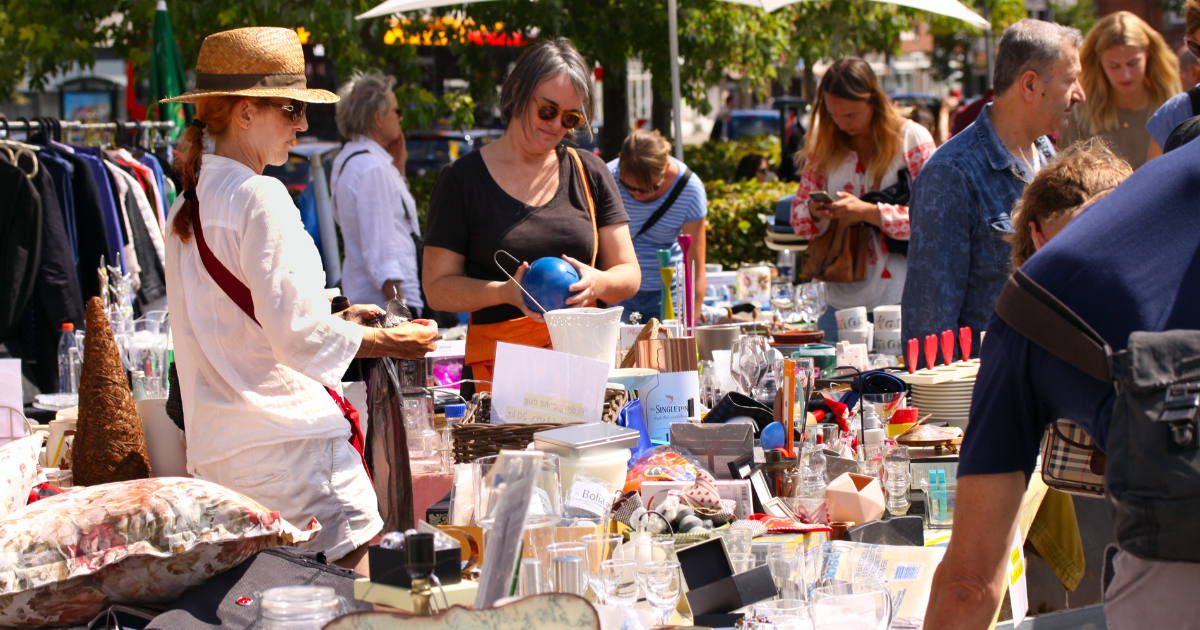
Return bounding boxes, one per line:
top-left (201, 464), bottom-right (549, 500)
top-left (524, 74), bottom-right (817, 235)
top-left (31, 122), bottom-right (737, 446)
top-left (789, 57), bottom-right (936, 339)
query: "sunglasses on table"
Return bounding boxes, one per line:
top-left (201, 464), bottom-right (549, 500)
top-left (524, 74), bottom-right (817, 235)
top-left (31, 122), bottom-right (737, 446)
top-left (262, 99), bottom-right (307, 123)
top-left (532, 95), bottom-right (585, 130)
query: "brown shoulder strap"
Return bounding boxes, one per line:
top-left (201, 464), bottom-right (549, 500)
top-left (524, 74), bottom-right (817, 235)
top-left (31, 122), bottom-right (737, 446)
top-left (566, 147), bottom-right (599, 267)
top-left (994, 269), bottom-right (1112, 383)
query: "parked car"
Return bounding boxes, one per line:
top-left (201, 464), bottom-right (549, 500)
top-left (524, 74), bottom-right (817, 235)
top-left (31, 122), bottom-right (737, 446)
top-left (726, 110), bottom-right (781, 140)
top-left (405, 129), bottom-right (503, 177)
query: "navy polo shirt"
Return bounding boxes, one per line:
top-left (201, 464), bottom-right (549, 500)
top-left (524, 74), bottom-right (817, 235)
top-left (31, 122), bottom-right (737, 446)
top-left (959, 137), bottom-right (1200, 480)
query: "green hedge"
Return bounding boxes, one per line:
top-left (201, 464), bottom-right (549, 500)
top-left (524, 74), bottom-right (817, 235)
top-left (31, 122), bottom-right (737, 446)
top-left (683, 135), bottom-right (782, 184)
top-left (406, 156), bottom-right (797, 273)
top-left (703, 179), bottom-right (794, 270)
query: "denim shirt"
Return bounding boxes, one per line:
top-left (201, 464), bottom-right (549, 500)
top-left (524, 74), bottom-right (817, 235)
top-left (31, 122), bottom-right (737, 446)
top-left (901, 105), bottom-right (1056, 358)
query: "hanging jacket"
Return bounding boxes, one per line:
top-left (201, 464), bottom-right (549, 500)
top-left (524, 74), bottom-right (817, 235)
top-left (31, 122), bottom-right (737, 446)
top-left (0, 161), bottom-right (42, 341)
top-left (28, 165), bottom-right (84, 391)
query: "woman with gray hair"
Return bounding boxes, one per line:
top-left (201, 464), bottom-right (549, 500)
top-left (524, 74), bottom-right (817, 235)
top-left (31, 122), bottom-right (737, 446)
top-left (423, 37), bottom-right (639, 388)
top-left (331, 70), bottom-right (424, 313)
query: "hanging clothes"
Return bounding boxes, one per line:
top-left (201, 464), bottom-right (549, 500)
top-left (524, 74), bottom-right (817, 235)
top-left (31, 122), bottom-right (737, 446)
top-left (105, 160), bottom-right (166, 306)
top-left (0, 160), bottom-right (42, 342)
top-left (26, 164), bottom-right (85, 392)
top-left (38, 145), bottom-right (110, 301)
top-left (72, 147), bottom-right (127, 273)
top-left (138, 153), bottom-right (169, 231)
top-left (36, 150), bottom-right (78, 268)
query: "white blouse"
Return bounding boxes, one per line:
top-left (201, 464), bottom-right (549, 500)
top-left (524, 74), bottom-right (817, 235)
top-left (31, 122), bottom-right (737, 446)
top-left (165, 155), bottom-right (364, 473)
top-left (789, 119), bottom-right (936, 311)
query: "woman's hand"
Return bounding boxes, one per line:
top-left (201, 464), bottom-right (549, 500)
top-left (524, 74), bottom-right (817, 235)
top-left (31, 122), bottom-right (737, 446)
top-left (501, 261), bottom-right (546, 322)
top-left (563, 255), bottom-right (606, 307)
top-left (828, 192), bottom-right (882, 227)
top-left (384, 321), bottom-right (440, 359)
top-left (339, 304), bottom-right (386, 325)
top-left (808, 199), bottom-right (835, 222)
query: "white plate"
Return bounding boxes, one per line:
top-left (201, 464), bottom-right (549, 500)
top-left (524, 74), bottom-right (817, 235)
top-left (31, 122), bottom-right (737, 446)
top-left (911, 397), bottom-right (974, 405)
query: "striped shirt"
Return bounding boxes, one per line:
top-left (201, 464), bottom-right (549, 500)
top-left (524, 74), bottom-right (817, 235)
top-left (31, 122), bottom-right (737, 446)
top-left (607, 157), bottom-right (707, 291)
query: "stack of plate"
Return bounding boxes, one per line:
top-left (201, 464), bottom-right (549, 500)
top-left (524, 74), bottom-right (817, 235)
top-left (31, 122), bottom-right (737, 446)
top-left (909, 377), bottom-right (975, 429)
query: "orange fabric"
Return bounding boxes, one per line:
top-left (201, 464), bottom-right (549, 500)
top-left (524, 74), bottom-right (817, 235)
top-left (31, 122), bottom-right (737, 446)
top-left (465, 317), bottom-right (552, 392)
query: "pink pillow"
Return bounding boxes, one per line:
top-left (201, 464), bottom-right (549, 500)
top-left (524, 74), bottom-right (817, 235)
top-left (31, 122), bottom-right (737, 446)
top-left (0, 477), bottom-right (317, 628)
top-left (0, 436), bottom-right (41, 518)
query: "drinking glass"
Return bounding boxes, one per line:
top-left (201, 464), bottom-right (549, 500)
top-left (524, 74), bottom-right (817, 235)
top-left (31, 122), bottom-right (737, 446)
top-left (643, 560), bottom-right (683, 625)
top-left (718, 528), bottom-right (753, 556)
top-left (582, 533), bottom-right (623, 597)
top-left (809, 282), bottom-right (828, 322)
top-left (860, 444), bottom-right (885, 479)
top-left (814, 543), bottom-right (852, 591)
top-left (770, 281), bottom-right (796, 322)
top-left (754, 599), bottom-right (817, 630)
top-left (767, 545), bottom-right (805, 601)
top-left (730, 552), bottom-right (756, 574)
top-left (600, 559), bottom-right (638, 606)
top-left (472, 452), bottom-right (562, 529)
top-left (732, 335), bottom-right (770, 396)
top-left (811, 582), bottom-right (891, 630)
top-left (882, 445), bottom-right (911, 516)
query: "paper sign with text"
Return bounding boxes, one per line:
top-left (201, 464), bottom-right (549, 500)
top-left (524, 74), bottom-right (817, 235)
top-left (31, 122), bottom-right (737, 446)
top-left (490, 342), bottom-right (610, 425)
top-left (427, 340), bottom-right (466, 358)
top-left (1007, 527), bottom-right (1029, 628)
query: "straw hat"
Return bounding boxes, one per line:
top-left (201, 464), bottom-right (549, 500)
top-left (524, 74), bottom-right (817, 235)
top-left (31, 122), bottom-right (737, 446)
top-left (160, 27), bottom-right (338, 104)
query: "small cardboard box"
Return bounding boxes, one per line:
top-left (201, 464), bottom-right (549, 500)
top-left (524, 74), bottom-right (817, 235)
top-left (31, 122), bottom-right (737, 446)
top-left (670, 423), bottom-right (753, 479)
top-left (676, 537), bottom-right (778, 616)
top-left (826, 472), bottom-right (886, 525)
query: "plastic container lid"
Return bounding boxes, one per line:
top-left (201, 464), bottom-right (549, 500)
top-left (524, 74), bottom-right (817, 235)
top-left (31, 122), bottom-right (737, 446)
top-left (444, 404), bottom-right (466, 419)
top-left (61, 323), bottom-right (74, 331)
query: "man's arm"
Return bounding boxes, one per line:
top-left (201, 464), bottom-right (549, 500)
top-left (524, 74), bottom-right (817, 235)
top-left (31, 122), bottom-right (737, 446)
top-left (924, 471), bottom-right (1026, 629)
top-left (902, 161), bottom-right (973, 345)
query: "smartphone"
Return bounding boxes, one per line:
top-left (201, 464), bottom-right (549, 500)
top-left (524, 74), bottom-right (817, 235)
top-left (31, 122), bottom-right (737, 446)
top-left (808, 191), bottom-right (836, 204)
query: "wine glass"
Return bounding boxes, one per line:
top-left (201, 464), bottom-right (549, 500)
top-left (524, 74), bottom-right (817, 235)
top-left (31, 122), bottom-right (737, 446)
top-left (771, 280), bottom-right (796, 323)
top-left (862, 392), bottom-right (905, 427)
top-left (731, 335), bottom-right (770, 396)
top-left (809, 281), bottom-right (828, 322)
top-left (643, 560), bottom-right (683, 625)
top-left (600, 559), bottom-right (638, 606)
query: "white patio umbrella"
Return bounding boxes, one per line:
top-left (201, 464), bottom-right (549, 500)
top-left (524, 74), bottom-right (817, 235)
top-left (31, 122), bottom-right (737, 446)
top-left (358, 0), bottom-right (989, 159)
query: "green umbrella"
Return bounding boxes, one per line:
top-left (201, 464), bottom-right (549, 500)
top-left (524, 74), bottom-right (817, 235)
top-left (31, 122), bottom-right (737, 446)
top-left (147, 0), bottom-right (191, 140)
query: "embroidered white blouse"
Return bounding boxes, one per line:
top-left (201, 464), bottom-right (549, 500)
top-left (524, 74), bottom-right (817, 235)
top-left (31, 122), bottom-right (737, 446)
top-left (165, 155), bottom-right (364, 473)
top-left (789, 119), bottom-right (936, 311)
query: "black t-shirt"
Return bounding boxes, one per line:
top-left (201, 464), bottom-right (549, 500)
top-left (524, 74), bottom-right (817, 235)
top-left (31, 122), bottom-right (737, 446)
top-left (424, 145), bottom-right (628, 324)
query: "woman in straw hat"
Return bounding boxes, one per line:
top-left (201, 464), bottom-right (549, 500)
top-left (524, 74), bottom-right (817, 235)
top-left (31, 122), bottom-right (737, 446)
top-left (161, 27), bottom-right (438, 575)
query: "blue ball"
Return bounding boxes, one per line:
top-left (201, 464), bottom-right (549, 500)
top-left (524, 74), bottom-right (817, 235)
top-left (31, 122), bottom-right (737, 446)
top-left (522, 257), bottom-right (580, 312)
top-left (761, 421), bottom-right (787, 451)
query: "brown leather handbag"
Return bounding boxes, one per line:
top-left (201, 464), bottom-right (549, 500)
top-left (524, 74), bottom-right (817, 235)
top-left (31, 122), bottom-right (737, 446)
top-left (802, 219), bottom-right (870, 283)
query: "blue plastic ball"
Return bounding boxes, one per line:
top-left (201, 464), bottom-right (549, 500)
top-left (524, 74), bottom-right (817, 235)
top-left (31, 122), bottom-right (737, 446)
top-left (761, 421), bottom-right (787, 451)
top-left (522, 257), bottom-right (580, 312)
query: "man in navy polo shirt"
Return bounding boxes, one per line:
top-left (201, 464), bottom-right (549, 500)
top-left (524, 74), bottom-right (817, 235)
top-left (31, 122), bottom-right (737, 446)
top-left (923, 117), bottom-right (1200, 628)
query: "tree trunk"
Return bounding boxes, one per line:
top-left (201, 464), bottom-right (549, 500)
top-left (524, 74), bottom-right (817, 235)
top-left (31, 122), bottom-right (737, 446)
top-left (651, 82), bottom-right (672, 143)
top-left (601, 62), bottom-right (629, 161)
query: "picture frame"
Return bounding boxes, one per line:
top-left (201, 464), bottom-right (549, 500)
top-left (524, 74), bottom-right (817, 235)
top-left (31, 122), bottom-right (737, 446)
top-left (748, 468), bottom-right (773, 514)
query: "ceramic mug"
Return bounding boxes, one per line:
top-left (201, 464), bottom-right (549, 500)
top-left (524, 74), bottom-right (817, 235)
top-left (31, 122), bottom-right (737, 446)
top-left (873, 305), bottom-right (902, 332)
top-left (874, 330), bottom-right (903, 355)
top-left (835, 307), bottom-right (868, 331)
top-left (838, 328), bottom-right (869, 345)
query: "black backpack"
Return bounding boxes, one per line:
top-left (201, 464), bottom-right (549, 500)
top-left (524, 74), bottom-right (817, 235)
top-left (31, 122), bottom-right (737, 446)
top-left (996, 269), bottom-right (1200, 562)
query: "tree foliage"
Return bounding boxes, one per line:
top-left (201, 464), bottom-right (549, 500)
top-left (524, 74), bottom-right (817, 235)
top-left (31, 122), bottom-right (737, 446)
top-left (927, 0), bottom-right (1026, 83)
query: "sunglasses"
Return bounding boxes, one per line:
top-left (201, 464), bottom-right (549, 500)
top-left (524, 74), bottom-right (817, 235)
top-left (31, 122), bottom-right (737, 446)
top-left (622, 171), bottom-right (667, 195)
top-left (262, 99), bottom-right (307, 123)
top-left (532, 95), bottom-right (585, 130)
top-left (1188, 36), bottom-right (1200, 60)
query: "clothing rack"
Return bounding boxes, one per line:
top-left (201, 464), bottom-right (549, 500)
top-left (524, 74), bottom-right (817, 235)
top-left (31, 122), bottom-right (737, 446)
top-left (0, 118), bottom-right (177, 149)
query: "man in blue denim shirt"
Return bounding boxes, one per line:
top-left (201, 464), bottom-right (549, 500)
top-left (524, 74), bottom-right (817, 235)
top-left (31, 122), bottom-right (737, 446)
top-left (903, 19), bottom-right (1084, 360)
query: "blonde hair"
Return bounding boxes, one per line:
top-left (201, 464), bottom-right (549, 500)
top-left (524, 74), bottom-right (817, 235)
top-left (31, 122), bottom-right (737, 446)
top-left (802, 58), bottom-right (905, 186)
top-left (1078, 11), bottom-right (1180, 135)
top-left (618, 129), bottom-right (672, 190)
top-left (1007, 138), bottom-right (1131, 268)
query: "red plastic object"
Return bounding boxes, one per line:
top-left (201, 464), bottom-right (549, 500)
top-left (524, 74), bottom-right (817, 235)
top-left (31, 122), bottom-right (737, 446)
top-left (907, 338), bottom-right (919, 374)
top-left (960, 327), bottom-right (972, 360)
top-left (941, 330), bottom-right (955, 365)
top-left (924, 335), bottom-right (937, 370)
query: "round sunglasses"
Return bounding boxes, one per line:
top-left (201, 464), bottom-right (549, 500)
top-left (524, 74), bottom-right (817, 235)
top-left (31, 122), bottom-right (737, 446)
top-left (532, 95), bottom-right (585, 130)
top-left (262, 99), bottom-right (307, 123)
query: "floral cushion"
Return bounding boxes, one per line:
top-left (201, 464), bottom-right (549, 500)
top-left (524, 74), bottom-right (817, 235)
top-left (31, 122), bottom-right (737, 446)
top-left (0, 477), bottom-right (318, 628)
top-left (0, 436), bottom-right (41, 518)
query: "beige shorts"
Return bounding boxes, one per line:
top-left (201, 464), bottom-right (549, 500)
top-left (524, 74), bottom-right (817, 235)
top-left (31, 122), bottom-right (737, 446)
top-left (195, 436), bottom-right (383, 562)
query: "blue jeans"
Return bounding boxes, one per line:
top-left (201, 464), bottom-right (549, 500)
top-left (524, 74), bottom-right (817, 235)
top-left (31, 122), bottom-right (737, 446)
top-left (614, 289), bottom-right (664, 323)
